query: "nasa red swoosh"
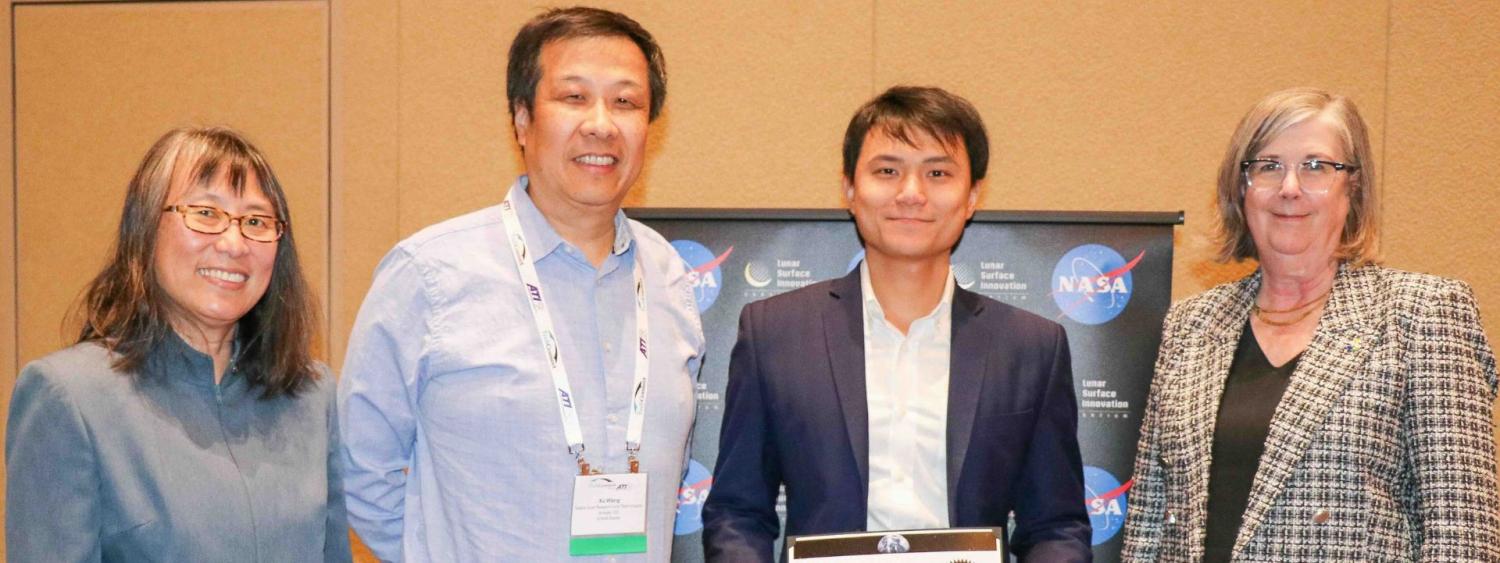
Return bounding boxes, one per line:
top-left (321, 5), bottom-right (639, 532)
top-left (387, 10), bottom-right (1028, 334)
top-left (678, 477), bottom-right (713, 497)
top-left (1101, 249), bottom-right (1146, 280)
top-left (1086, 479), bottom-right (1133, 504)
top-left (691, 246), bottom-right (735, 274)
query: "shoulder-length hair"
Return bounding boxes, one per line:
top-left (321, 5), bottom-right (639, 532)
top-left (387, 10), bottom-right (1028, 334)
top-left (73, 127), bottom-right (321, 397)
top-left (1214, 87), bottom-right (1381, 265)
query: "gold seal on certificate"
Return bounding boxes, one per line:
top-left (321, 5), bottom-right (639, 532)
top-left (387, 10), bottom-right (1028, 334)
top-left (787, 528), bottom-right (1004, 562)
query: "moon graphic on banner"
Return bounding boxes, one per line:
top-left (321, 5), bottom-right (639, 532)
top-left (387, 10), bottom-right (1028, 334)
top-left (743, 261), bottom-right (772, 288)
top-left (952, 262), bottom-right (977, 290)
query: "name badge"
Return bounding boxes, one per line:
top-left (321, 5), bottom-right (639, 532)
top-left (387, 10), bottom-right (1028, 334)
top-left (570, 473), bottom-right (649, 556)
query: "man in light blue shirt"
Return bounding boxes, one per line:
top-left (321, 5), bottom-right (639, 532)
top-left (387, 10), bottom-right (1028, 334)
top-left (339, 7), bottom-right (704, 561)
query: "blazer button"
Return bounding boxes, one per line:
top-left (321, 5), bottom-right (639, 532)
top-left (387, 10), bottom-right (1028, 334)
top-left (1312, 509), bottom-right (1331, 524)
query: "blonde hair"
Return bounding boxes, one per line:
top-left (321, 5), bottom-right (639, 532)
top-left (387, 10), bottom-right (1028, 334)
top-left (1214, 87), bottom-right (1380, 265)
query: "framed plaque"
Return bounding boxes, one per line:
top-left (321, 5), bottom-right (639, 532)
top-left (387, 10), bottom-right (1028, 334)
top-left (787, 528), bottom-right (1004, 562)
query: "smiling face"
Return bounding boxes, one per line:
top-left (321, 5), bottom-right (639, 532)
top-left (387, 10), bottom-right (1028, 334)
top-left (153, 164), bottom-right (277, 339)
top-left (1243, 114), bottom-right (1352, 265)
top-left (514, 35), bottom-right (651, 216)
top-left (845, 127), bottom-right (979, 267)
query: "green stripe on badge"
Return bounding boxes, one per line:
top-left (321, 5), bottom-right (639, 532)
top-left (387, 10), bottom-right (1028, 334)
top-left (570, 534), bottom-right (647, 556)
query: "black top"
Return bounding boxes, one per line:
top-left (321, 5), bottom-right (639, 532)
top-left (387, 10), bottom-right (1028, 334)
top-left (1202, 322), bottom-right (1300, 563)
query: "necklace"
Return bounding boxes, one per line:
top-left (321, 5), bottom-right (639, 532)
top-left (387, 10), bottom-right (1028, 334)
top-left (1252, 285), bottom-right (1332, 326)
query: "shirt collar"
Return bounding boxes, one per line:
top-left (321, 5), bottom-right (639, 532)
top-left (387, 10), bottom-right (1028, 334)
top-left (147, 328), bottom-right (245, 391)
top-left (859, 260), bottom-right (956, 329)
top-left (508, 175), bottom-right (635, 261)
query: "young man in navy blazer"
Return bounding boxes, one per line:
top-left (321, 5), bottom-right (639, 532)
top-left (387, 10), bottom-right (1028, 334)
top-left (702, 86), bottom-right (1091, 562)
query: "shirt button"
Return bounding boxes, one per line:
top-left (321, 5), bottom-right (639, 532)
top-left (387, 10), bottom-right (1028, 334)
top-left (608, 414), bottom-right (620, 424)
top-left (1312, 509), bottom-right (1331, 524)
top-left (603, 341), bottom-right (613, 353)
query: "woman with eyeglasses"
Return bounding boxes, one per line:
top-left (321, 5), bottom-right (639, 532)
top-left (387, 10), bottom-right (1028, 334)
top-left (1121, 88), bottom-right (1498, 562)
top-left (6, 127), bottom-right (351, 562)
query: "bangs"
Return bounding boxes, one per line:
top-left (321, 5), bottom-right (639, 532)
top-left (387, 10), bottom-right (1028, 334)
top-left (173, 131), bottom-right (282, 218)
top-left (872, 117), bottom-right (966, 158)
top-left (186, 154), bottom-right (256, 196)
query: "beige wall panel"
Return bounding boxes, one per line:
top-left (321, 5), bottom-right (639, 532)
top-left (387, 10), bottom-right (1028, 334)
top-left (2, 6), bottom-right (16, 380)
top-left (15, 2), bottom-right (329, 365)
top-left (330, 2), bottom-right (400, 558)
top-left (397, 1), bottom-right (516, 235)
top-left (873, 1), bottom-right (1387, 300)
top-left (1385, 4), bottom-right (1500, 340)
top-left (1, 3), bottom-right (15, 558)
top-left (331, 0), bottom-right (400, 375)
top-left (396, 1), bottom-right (873, 235)
top-left (618, 2), bottom-right (874, 209)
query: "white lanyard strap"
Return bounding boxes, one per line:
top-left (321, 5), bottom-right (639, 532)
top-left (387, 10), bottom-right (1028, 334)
top-left (499, 190), bottom-right (651, 475)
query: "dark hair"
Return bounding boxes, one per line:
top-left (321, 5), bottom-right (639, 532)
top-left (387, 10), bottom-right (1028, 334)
top-left (506, 6), bottom-right (667, 122)
top-left (842, 86), bottom-right (989, 184)
top-left (72, 127), bottom-right (322, 398)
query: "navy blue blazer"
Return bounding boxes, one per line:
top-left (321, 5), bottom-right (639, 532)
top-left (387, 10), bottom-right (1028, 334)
top-left (702, 269), bottom-right (1092, 562)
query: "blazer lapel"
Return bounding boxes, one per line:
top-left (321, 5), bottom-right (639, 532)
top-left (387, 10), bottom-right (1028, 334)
top-left (824, 270), bottom-right (870, 497)
top-left (945, 288), bottom-right (989, 523)
top-left (1232, 264), bottom-right (1380, 555)
top-left (1174, 275), bottom-right (1255, 548)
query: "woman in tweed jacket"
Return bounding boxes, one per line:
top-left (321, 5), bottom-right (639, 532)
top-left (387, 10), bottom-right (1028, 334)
top-left (1121, 88), bottom-right (1499, 562)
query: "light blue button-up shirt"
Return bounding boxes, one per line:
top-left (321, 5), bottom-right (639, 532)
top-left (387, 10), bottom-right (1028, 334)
top-left (339, 176), bottom-right (704, 562)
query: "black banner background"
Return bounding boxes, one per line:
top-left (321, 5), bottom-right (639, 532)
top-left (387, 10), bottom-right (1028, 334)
top-left (634, 209), bottom-right (1181, 563)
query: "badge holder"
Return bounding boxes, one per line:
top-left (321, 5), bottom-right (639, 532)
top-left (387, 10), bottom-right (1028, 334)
top-left (569, 450), bottom-right (649, 556)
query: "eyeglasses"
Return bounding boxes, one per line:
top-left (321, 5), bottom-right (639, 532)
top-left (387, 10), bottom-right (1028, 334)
top-left (1240, 159), bottom-right (1359, 195)
top-left (162, 205), bottom-right (284, 242)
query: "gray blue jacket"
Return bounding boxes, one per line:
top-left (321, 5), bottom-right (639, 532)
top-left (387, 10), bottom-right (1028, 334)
top-left (6, 332), bottom-right (351, 562)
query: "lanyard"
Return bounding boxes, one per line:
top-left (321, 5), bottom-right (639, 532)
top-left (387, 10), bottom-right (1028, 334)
top-left (499, 189), bottom-right (651, 475)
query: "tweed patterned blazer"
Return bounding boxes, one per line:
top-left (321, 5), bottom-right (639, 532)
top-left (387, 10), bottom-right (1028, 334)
top-left (1120, 263), bottom-right (1499, 562)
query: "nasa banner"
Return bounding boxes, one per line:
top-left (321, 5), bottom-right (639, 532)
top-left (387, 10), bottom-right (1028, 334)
top-left (632, 208), bottom-right (1181, 563)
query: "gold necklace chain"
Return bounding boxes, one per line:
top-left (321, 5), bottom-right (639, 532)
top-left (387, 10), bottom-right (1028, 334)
top-left (1253, 302), bottom-right (1322, 326)
top-left (1252, 285), bottom-right (1332, 326)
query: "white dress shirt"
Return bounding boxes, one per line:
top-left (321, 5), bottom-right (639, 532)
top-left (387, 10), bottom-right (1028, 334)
top-left (860, 262), bottom-right (954, 532)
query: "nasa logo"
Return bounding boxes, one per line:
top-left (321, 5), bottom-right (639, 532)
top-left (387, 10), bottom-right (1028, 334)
top-left (951, 262), bottom-right (978, 290)
top-left (1083, 465), bottom-right (1131, 545)
top-left (1051, 244), bottom-right (1144, 325)
top-left (672, 240), bottom-right (734, 313)
top-left (742, 260), bottom-right (773, 288)
top-left (673, 459), bottom-right (714, 535)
